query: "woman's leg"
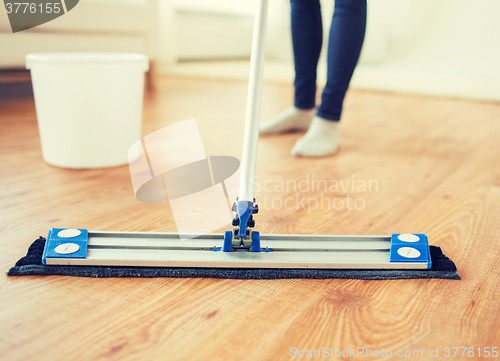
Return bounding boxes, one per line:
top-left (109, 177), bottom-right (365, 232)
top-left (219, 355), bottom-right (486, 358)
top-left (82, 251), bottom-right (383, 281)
top-left (292, 0), bottom-right (323, 110)
top-left (260, 0), bottom-right (322, 134)
top-left (318, 0), bottom-right (367, 121)
top-left (292, 0), bottom-right (367, 156)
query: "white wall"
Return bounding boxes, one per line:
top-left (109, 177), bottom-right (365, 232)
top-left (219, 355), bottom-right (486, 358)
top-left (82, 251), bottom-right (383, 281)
top-left (351, 0), bottom-right (500, 100)
top-left (158, 0), bottom-right (256, 63)
top-left (159, 0), bottom-right (290, 62)
top-left (269, 0), bottom-right (500, 101)
top-left (159, 0), bottom-right (500, 101)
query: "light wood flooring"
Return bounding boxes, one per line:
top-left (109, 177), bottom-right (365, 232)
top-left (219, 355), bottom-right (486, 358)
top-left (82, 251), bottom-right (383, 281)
top-left (1, 76), bottom-right (499, 360)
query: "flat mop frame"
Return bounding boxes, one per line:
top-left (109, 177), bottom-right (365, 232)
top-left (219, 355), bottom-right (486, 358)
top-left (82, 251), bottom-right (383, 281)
top-left (42, 0), bottom-right (432, 270)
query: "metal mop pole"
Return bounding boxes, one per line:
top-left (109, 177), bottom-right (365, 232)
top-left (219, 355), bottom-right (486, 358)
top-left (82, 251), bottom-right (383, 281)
top-left (231, 0), bottom-right (269, 245)
top-left (238, 0), bottom-right (269, 204)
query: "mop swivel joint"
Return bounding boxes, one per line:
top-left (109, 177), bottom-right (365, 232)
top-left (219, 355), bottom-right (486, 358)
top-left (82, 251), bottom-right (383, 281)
top-left (231, 199), bottom-right (258, 238)
top-left (221, 199), bottom-right (262, 252)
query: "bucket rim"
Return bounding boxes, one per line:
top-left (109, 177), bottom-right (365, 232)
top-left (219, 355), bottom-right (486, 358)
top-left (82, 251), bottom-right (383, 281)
top-left (26, 52), bottom-right (149, 70)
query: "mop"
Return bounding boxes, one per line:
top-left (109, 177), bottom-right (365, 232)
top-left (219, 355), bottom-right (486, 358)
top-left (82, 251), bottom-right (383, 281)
top-left (8, 0), bottom-right (459, 280)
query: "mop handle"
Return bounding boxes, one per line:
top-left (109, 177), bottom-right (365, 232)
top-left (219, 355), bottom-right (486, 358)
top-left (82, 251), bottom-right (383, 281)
top-left (237, 0), bottom-right (269, 203)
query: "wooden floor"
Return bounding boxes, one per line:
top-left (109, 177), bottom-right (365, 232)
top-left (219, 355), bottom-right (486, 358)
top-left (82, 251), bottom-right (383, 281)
top-left (1, 77), bottom-right (500, 361)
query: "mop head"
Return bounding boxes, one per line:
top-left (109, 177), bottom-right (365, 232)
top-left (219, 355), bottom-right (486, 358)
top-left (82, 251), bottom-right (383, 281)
top-left (7, 237), bottom-right (460, 280)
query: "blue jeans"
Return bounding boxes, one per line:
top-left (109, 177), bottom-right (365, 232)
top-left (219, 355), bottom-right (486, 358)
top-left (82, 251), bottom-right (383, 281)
top-left (291, 0), bottom-right (367, 121)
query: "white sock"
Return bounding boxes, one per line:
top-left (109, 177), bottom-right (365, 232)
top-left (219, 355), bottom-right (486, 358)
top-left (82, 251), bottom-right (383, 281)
top-left (291, 116), bottom-right (341, 157)
top-left (259, 106), bottom-right (315, 134)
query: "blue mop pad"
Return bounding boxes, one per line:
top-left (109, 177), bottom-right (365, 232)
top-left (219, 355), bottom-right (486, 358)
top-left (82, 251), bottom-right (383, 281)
top-left (7, 237), bottom-right (460, 280)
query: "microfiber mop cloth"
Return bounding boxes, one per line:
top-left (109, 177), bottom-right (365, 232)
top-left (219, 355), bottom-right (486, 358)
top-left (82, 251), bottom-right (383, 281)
top-left (7, 237), bottom-right (460, 280)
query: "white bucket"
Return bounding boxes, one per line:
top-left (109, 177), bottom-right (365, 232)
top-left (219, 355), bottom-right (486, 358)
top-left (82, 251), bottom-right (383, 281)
top-left (26, 52), bottom-right (149, 169)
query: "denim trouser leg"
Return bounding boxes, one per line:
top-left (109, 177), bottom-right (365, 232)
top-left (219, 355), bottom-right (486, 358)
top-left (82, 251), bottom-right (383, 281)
top-left (291, 0), bottom-right (367, 121)
top-left (291, 0), bottom-right (323, 110)
top-left (318, 0), bottom-right (366, 121)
